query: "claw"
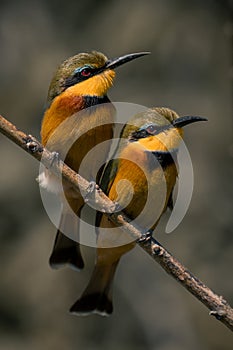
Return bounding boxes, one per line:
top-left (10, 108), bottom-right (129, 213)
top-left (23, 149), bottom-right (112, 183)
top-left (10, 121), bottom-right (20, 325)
top-left (87, 181), bottom-right (97, 193)
top-left (209, 309), bottom-right (226, 320)
top-left (137, 229), bottom-right (153, 243)
top-left (84, 181), bottom-right (98, 203)
top-left (23, 135), bottom-right (43, 153)
top-left (107, 201), bottom-right (122, 217)
top-left (49, 151), bottom-right (60, 167)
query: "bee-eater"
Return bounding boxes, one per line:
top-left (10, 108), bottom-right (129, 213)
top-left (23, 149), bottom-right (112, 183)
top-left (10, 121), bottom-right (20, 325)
top-left (39, 51), bottom-right (149, 270)
top-left (70, 107), bottom-right (207, 316)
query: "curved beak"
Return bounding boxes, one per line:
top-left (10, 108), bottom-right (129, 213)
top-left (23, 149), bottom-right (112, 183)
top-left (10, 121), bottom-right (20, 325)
top-left (104, 52), bottom-right (150, 71)
top-left (173, 116), bottom-right (207, 128)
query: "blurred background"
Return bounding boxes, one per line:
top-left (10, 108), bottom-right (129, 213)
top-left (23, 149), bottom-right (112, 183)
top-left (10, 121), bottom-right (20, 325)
top-left (0, 0), bottom-right (232, 349)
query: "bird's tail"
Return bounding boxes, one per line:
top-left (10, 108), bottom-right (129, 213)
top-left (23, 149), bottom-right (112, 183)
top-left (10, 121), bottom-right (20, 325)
top-left (70, 260), bottom-right (119, 316)
top-left (49, 210), bottom-right (84, 271)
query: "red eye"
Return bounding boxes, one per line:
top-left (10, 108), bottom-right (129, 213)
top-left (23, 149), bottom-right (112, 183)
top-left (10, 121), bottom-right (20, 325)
top-left (146, 125), bottom-right (157, 134)
top-left (81, 68), bottom-right (91, 77)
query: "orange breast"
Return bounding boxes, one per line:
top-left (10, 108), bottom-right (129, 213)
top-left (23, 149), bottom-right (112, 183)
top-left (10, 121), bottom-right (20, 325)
top-left (41, 94), bottom-right (85, 146)
top-left (41, 93), bottom-right (115, 185)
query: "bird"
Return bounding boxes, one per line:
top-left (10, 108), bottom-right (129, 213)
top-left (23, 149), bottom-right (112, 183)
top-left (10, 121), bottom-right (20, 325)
top-left (70, 107), bottom-right (207, 316)
top-left (39, 50), bottom-right (149, 271)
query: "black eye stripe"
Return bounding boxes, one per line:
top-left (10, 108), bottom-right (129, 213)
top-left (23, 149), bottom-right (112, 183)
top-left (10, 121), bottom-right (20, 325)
top-left (63, 66), bottom-right (96, 88)
top-left (130, 124), bottom-right (172, 141)
top-left (74, 66), bottom-right (93, 77)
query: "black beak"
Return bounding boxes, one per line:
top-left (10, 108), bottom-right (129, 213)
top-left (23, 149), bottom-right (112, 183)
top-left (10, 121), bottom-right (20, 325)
top-left (104, 52), bottom-right (150, 71)
top-left (173, 116), bottom-right (207, 128)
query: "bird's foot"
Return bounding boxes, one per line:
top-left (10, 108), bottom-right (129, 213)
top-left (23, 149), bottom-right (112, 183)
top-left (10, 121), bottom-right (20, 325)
top-left (137, 229), bottom-right (153, 243)
top-left (83, 181), bottom-right (99, 203)
top-left (87, 181), bottom-right (98, 194)
top-left (23, 135), bottom-right (43, 153)
top-left (48, 151), bottom-right (60, 168)
top-left (209, 309), bottom-right (226, 320)
top-left (108, 201), bottom-right (121, 213)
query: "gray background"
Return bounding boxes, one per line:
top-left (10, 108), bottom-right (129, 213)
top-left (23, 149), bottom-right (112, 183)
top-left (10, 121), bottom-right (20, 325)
top-left (0, 0), bottom-right (232, 349)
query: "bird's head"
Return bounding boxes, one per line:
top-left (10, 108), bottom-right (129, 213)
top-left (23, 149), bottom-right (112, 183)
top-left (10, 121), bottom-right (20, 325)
top-left (47, 51), bottom-right (149, 104)
top-left (121, 107), bottom-right (207, 153)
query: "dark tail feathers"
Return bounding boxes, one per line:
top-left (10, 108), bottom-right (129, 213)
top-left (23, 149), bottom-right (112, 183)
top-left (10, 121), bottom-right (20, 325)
top-left (49, 231), bottom-right (84, 271)
top-left (69, 260), bottom-right (119, 316)
top-left (70, 293), bottom-right (113, 316)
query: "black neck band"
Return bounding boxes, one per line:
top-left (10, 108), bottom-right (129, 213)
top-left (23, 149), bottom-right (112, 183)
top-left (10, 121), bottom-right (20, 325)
top-left (151, 149), bottom-right (178, 168)
top-left (84, 95), bottom-right (110, 107)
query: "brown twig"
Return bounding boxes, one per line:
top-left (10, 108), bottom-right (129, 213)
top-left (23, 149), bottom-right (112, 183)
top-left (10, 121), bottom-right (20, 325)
top-left (0, 114), bottom-right (233, 331)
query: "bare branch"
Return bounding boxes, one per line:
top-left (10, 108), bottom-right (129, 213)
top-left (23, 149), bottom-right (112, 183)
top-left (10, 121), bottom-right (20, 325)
top-left (0, 114), bottom-right (233, 331)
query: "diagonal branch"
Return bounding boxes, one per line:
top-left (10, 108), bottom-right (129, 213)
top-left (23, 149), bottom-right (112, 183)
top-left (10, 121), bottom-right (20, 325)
top-left (0, 114), bottom-right (233, 331)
